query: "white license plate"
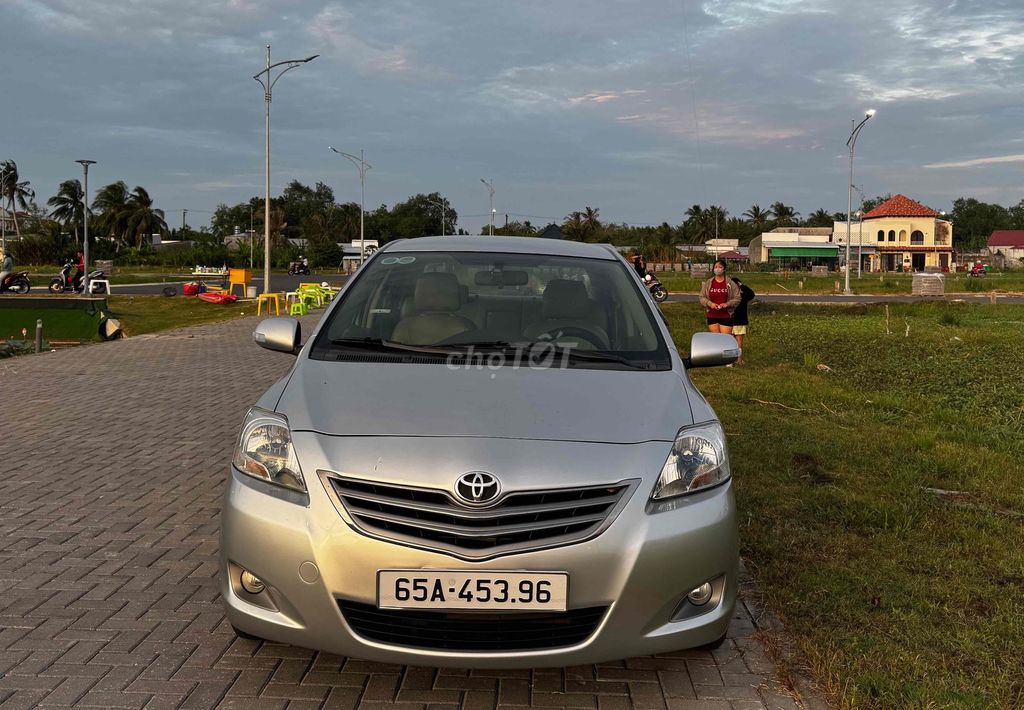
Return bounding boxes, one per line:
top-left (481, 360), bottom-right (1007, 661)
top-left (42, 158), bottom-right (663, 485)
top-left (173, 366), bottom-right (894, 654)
top-left (377, 571), bottom-right (568, 611)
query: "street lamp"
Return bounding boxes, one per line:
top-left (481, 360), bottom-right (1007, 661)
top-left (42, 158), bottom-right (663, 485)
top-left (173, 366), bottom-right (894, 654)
top-left (845, 109), bottom-right (875, 295)
top-left (480, 178), bottom-right (495, 236)
top-left (426, 197), bottom-right (447, 236)
top-left (254, 45), bottom-right (318, 294)
top-left (75, 160), bottom-right (96, 296)
top-left (852, 184), bottom-right (866, 278)
top-left (329, 147), bottom-right (371, 265)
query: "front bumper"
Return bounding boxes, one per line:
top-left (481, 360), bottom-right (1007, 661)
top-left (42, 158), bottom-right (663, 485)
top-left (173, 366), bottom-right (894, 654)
top-left (220, 456), bottom-right (739, 668)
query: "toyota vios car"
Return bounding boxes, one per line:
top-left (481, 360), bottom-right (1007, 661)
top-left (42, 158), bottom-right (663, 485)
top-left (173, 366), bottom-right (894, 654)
top-left (221, 236), bottom-right (741, 667)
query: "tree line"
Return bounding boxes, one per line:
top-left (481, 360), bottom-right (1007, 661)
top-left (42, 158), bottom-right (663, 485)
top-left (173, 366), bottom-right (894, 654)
top-left (3, 157), bottom-right (1021, 266)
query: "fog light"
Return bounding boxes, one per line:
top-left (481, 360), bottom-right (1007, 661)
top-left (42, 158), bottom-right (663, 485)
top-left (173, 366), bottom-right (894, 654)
top-left (240, 570), bottom-right (265, 594)
top-left (687, 582), bottom-right (713, 606)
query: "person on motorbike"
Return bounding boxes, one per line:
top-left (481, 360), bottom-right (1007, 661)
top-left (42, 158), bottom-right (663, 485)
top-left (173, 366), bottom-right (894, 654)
top-left (0, 249), bottom-right (12, 287)
top-left (73, 251), bottom-right (85, 291)
top-left (632, 254), bottom-right (647, 280)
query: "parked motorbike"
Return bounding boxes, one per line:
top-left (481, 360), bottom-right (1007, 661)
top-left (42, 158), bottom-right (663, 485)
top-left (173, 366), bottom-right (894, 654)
top-left (643, 272), bottom-right (668, 302)
top-left (288, 261), bottom-right (310, 276)
top-left (0, 271), bottom-right (31, 294)
top-left (49, 262), bottom-right (107, 294)
top-left (968, 263), bottom-right (987, 277)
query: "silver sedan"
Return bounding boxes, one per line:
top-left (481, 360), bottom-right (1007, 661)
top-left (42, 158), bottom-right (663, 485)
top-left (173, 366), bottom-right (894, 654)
top-left (221, 236), bottom-right (741, 667)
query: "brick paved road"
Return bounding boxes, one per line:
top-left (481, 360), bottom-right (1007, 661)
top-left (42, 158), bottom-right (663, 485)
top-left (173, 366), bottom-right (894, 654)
top-left (0, 316), bottom-right (814, 710)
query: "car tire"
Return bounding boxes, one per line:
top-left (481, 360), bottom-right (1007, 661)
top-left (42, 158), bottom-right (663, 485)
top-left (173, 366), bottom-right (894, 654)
top-left (230, 624), bottom-right (263, 641)
top-left (698, 632), bottom-right (728, 650)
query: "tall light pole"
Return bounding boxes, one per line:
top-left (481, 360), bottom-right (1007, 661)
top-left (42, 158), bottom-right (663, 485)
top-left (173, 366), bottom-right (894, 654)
top-left (329, 147), bottom-right (371, 265)
top-left (76, 160), bottom-right (96, 296)
top-left (480, 178), bottom-right (495, 236)
top-left (249, 204), bottom-right (254, 269)
top-left (845, 109), bottom-right (875, 295)
top-left (426, 197), bottom-right (447, 236)
top-left (852, 185), bottom-right (866, 278)
top-left (254, 46), bottom-right (318, 293)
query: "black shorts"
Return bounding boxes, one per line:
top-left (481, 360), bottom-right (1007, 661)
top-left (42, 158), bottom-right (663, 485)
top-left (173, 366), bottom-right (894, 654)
top-left (706, 316), bottom-right (734, 327)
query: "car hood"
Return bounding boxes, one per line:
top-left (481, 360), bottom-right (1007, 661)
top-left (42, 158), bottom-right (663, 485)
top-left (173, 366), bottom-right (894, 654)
top-left (278, 360), bottom-right (691, 444)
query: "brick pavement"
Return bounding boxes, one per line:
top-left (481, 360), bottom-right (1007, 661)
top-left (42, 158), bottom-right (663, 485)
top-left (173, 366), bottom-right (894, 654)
top-left (0, 316), bottom-right (818, 710)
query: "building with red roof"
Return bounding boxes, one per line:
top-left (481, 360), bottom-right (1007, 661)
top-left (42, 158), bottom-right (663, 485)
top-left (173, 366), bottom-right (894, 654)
top-left (834, 194), bottom-right (953, 272)
top-left (987, 230), bottom-right (1024, 268)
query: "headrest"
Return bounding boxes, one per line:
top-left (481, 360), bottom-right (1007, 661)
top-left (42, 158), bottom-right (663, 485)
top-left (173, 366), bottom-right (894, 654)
top-left (413, 273), bottom-right (461, 312)
top-left (542, 279), bottom-right (590, 319)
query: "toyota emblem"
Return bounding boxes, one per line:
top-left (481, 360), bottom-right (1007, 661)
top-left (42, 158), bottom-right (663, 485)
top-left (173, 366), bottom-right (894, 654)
top-left (454, 471), bottom-right (501, 506)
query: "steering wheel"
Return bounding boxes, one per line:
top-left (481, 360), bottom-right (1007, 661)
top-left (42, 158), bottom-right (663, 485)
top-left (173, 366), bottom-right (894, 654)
top-left (538, 326), bottom-right (607, 350)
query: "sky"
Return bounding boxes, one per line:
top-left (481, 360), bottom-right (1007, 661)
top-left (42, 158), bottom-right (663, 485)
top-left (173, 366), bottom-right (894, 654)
top-left (4, 0), bottom-right (1024, 235)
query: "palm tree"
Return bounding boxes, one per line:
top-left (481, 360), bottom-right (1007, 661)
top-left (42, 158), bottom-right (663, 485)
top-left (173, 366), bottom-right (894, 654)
top-left (125, 186), bottom-right (167, 247)
top-left (582, 206), bottom-right (602, 239)
top-left (47, 179), bottom-right (87, 246)
top-left (705, 205), bottom-right (728, 239)
top-left (742, 204), bottom-right (770, 233)
top-left (562, 211), bottom-right (585, 241)
top-left (769, 201), bottom-right (799, 226)
top-left (1, 160), bottom-right (35, 237)
top-left (805, 208), bottom-right (833, 227)
top-left (92, 181), bottom-right (131, 243)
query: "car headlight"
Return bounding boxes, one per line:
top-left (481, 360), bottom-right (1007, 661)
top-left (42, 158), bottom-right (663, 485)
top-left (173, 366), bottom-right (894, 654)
top-left (650, 422), bottom-right (730, 500)
top-left (232, 407), bottom-right (306, 494)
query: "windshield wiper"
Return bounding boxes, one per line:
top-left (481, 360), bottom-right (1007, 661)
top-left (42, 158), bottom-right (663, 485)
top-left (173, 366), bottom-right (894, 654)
top-left (328, 337), bottom-right (454, 355)
top-left (556, 348), bottom-right (650, 369)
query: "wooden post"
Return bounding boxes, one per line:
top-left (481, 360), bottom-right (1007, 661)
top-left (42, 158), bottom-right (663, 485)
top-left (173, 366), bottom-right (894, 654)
top-left (35, 319), bottom-right (42, 353)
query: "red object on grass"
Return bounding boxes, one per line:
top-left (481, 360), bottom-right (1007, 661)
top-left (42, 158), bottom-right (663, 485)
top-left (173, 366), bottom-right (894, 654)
top-left (183, 282), bottom-right (200, 296)
top-left (197, 292), bottom-right (238, 304)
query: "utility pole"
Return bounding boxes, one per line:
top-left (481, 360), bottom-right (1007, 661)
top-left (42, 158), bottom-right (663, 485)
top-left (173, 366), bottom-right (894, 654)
top-left (480, 178), bottom-right (495, 236)
top-left (182, 209), bottom-right (187, 236)
top-left (845, 109), bottom-right (875, 295)
top-left (329, 147), bottom-right (371, 264)
top-left (254, 45), bottom-right (318, 293)
top-left (76, 160), bottom-right (96, 297)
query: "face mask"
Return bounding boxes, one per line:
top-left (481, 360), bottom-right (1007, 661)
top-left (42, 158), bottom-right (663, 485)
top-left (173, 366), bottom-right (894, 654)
top-left (713, 268), bottom-right (725, 276)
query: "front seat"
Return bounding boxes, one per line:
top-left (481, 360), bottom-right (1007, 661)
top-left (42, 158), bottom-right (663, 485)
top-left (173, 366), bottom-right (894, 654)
top-left (523, 279), bottom-right (609, 348)
top-left (391, 273), bottom-right (476, 345)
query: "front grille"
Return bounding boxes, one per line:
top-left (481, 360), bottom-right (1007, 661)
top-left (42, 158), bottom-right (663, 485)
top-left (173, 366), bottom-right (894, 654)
top-left (324, 475), bottom-right (634, 559)
top-left (340, 601), bottom-right (607, 651)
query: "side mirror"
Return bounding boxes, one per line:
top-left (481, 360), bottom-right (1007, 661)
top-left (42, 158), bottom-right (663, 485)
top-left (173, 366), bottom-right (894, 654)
top-left (686, 332), bottom-right (740, 368)
top-left (254, 317), bottom-right (302, 355)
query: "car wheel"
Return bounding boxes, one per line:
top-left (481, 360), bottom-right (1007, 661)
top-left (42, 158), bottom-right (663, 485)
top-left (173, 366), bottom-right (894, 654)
top-left (697, 632), bottom-right (728, 650)
top-left (231, 624), bottom-right (263, 641)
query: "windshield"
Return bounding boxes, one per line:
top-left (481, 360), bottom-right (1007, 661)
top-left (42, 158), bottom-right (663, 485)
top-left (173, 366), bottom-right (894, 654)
top-left (310, 250), bottom-right (670, 369)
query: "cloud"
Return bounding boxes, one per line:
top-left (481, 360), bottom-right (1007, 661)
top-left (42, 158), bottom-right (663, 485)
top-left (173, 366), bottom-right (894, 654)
top-left (924, 154), bottom-right (1024, 169)
top-left (569, 90), bottom-right (646, 105)
top-left (305, 3), bottom-right (426, 76)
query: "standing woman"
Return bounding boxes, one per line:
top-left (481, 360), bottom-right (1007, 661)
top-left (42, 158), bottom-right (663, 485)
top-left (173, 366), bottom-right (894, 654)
top-left (730, 276), bottom-right (756, 365)
top-left (699, 260), bottom-right (741, 334)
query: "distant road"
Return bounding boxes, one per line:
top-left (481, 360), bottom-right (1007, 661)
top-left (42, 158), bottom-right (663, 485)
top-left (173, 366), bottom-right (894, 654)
top-left (21, 275), bottom-right (1024, 305)
top-left (665, 293), bottom-right (1024, 304)
top-left (97, 273), bottom-right (346, 296)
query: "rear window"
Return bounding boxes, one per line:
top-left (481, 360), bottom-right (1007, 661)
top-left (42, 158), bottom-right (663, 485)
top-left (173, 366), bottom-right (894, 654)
top-left (310, 251), bottom-right (670, 370)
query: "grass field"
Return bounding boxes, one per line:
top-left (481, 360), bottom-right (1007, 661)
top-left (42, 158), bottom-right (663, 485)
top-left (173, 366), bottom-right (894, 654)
top-left (663, 301), bottom-right (1024, 709)
top-left (0, 295), bottom-right (261, 345)
top-left (105, 295), bottom-right (259, 337)
top-left (0, 307), bottom-right (101, 342)
top-left (658, 270), bottom-right (1024, 295)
